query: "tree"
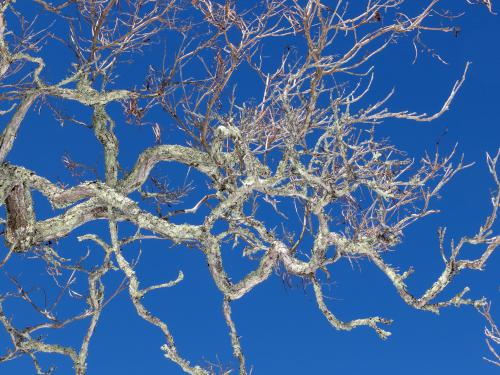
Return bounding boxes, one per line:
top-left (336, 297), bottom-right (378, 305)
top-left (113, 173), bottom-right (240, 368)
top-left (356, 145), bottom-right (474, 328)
top-left (0, 0), bottom-right (498, 374)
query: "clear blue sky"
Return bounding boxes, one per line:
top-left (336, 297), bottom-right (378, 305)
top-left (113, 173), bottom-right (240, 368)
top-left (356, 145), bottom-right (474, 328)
top-left (0, 2), bottom-right (499, 374)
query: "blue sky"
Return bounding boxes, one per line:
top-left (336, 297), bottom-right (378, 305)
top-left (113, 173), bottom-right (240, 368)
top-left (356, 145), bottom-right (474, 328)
top-left (0, 2), bottom-right (499, 374)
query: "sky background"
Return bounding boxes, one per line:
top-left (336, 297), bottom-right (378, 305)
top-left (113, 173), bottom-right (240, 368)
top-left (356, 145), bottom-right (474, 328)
top-left (0, 2), bottom-right (499, 374)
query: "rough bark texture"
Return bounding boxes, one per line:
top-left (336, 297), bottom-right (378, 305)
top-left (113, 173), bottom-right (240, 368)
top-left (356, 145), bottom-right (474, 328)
top-left (0, 1), bottom-right (497, 374)
top-left (5, 182), bottom-right (35, 252)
